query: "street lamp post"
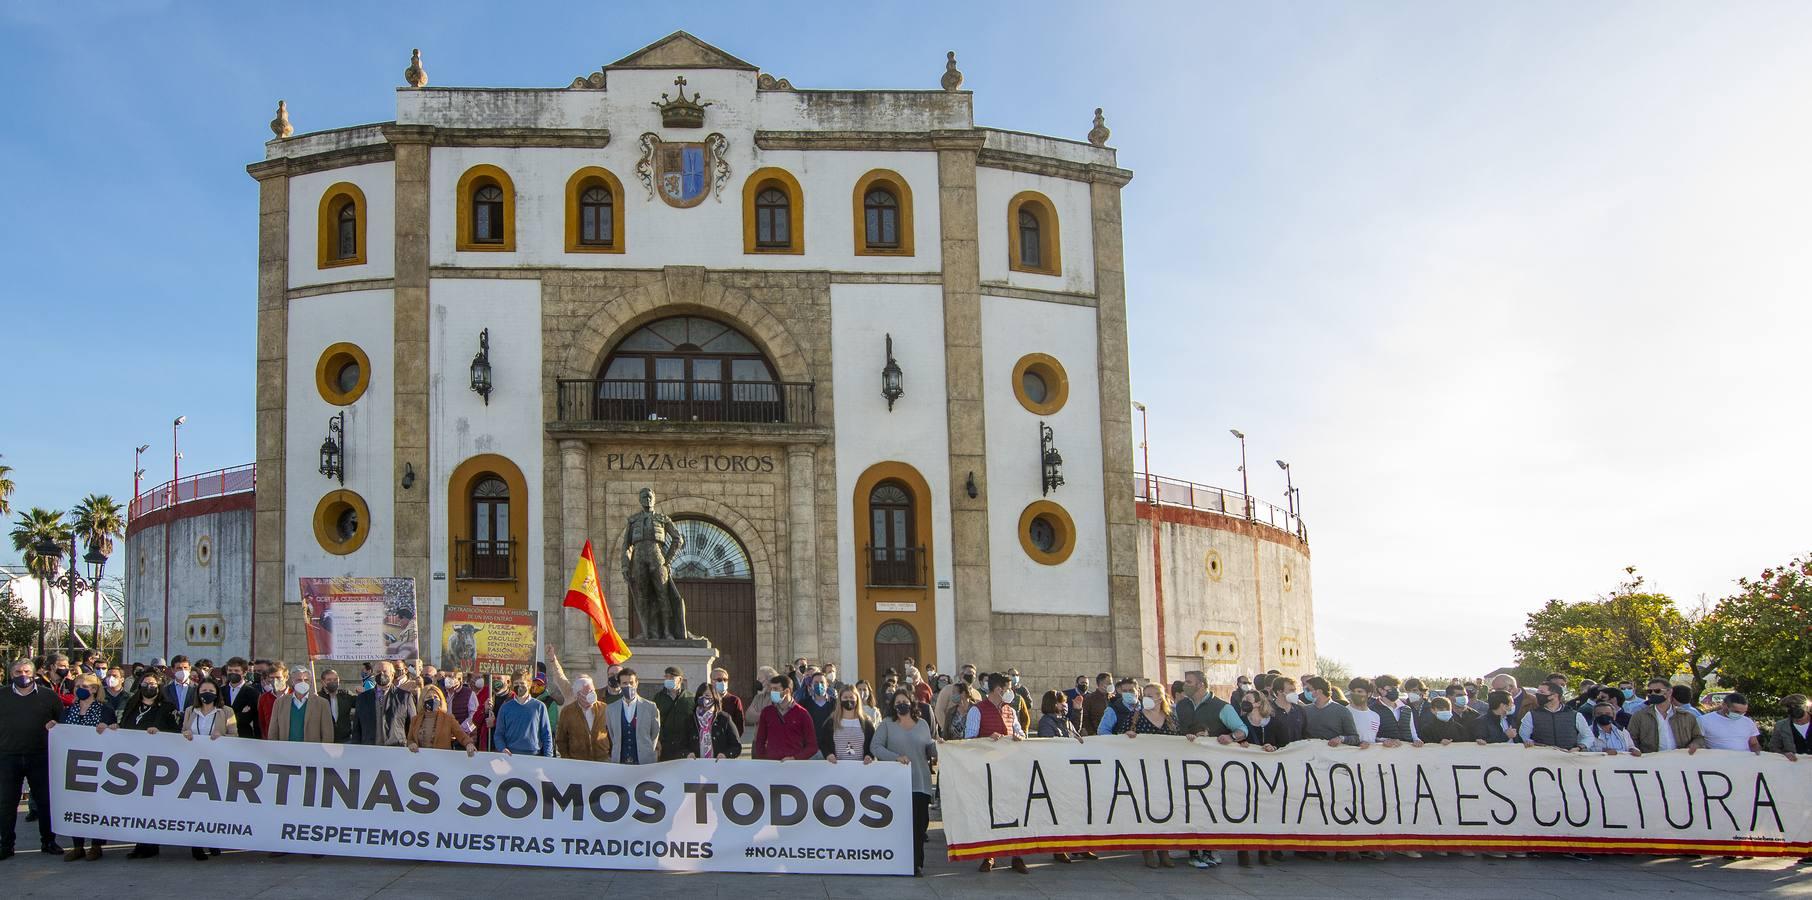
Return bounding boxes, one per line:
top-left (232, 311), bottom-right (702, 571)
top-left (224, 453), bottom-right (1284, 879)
top-left (167, 415), bottom-right (185, 659)
top-left (1134, 402), bottom-right (1165, 685)
top-left (1276, 459), bottom-right (1296, 522)
top-left (1229, 429), bottom-right (1251, 519)
top-left (31, 535), bottom-right (61, 659)
top-left (85, 544), bottom-right (108, 653)
top-left (133, 443), bottom-right (150, 510)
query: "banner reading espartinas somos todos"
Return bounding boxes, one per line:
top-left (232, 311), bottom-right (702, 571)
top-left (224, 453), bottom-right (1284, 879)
top-left (50, 728), bottom-right (911, 875)
top-left (940, 737), bottom-right (1812, 859)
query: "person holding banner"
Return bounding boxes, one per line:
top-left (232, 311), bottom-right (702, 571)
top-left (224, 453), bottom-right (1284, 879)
top-left (1769, 693), bottom-right (1810, 759)
top-left (51, 675), bottom-right (116, 860)
top-left (266, 668), bottom-right (333, 743)
top-left (492, 671), bottom-right (554, 757)
top-left (408, 685), bottom-right (477, 756)
top-left (965, 673), bottom-right (1029, 875)
top-left (754, 673), bottom-right (816, 761)
top-left (819, 684), bottom-right (876, 762)
top-left (1628, 683), bottom-right (1705, 754)
top-left (349, 661), bottom-right (416, 748)
top-left (871, 687), bottom-right (936, 876)
top-left (675, 681), bottom-right (742, 759)
top-left (1585, 699), bottom-right (1638, 754)
top-left (604, 668), bottom-right (660, 764)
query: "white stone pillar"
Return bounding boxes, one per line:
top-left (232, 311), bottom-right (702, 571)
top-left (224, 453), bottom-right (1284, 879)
top-left (786, 445), bottom-right (820, 661)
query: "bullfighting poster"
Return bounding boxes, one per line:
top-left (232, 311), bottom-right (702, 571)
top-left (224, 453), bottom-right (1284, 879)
top-left (299, 576), bottom-right (419, 661)
top-left (443, 605), bottom-right (538, 676)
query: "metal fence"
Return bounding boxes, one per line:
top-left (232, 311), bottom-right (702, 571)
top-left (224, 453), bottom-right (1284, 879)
top-left (1134, 472), bottom-right (1306, 542)
top-left (556, 379), bottom-right (816, 426)
top-left (129, 464), bottom-right (257, 520)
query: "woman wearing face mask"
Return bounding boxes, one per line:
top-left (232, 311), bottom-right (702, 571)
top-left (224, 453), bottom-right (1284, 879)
top-left (1121, 683), bottom-right (1181, 868)
top-left (820, 684), bottom-right (876, 762)
top-left (408, 685), bottom-right (476, 756)
top-left (855, 680), bottom-right (881, 722)
top-left (1036, 690), bottom-right (1084, 742)
top-left (114, 672), bottom-right (175, 858)
top-left (677, 682), bottom-right (743, 759)
top-left (50, 675), bottom-right (117, 860)
top-left (179, 678), bottom-right (234, 861)
top-left (870, 688), bottom-right (937, 876)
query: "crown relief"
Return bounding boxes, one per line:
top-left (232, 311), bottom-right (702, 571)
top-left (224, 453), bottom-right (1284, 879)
top-left (652, 76), bottom-right (713, 128)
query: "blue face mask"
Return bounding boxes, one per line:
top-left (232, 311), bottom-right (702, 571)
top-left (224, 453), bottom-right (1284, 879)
top-left (1120, 691), bottom-right (1138, 707)
top-left (1726, 711), bottom-right (1745, 720)
top-left (1433, 710), bottom-right (1452, 722)
top-left (75, 687), bottom-right (92, 701)
top-left (769, 690), bottom-right (785, 704)
top-left (1621, 688), bottom-right (1635, 700)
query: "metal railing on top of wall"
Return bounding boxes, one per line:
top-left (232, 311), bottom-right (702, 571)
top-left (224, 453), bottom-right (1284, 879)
top-left (129, 464), bottom-right (257, 521)
top-left (1134, 471), bottom-right (1306, 543)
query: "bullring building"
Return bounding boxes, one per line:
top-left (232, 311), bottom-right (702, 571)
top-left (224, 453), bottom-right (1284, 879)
top-left (121, 33), bottom-right (1316, 690)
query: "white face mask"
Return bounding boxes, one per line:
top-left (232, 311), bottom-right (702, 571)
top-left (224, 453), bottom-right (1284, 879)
top-left (173, 669), bottom-right (190, 684)
top-left (1141, 697), bottom-right (1157, 711)
top-left (578, 688), bottom-right (596, 705)
top-left (105, 675), bottom-right (121, 689)
top-left (292, 680), bottom-right (309, 695)
top-left (1406, 692), bottom-right (1424, 704)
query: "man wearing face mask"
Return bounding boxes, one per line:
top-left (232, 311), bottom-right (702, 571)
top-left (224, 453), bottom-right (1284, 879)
top-left (1, 659), bottom-right (66, 859)
top-left (491, 669), bottom-right (553, 757)
top-left (1064, 675), bottom-right (1089, 730)
top-left (754, 673), bottom-right (816, 760)
top-left (1628, 683), bottom-right (1705, 754)
top-left (266, 667), bottom-right (333, 743)
top-left (800, 670), bottom-right (837, 737)
top-left (101, 665), bottom-right (131, 719)
top-left (222, 658), bottom-right (261, 739)
top-left (1584, 700), bottom-right (1638, 755)
top-left (1698, 692), bottom-right (1762, 753)
top-left (349, 660), bottom-right (416, 747)
top-left (1519, 684), bottom-right (1592, 750)
top-left (555, 675), bottom-right (612, 761)
top-left (254, 664), bottom-right (291, 739)
top-left (604, 668), bottom-right (661, 764)
top-left (318, 669), bottom-right (356, 743)
top-left (653, 667), bottom-right (694, 761)
top-left (1094, 677), bottom-right (1142, 735)
top-left (1370, 675), bottom-right (1421, 747)
top-left (709, 667), bottom-right (745, 733)
top-left (161, 655), bottom-right (197, 713)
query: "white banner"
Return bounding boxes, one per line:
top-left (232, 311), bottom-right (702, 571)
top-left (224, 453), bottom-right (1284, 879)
top-left (940, 736), bottom-right (1812, 858)
top-left (49, 727), bottom-right (912, 875)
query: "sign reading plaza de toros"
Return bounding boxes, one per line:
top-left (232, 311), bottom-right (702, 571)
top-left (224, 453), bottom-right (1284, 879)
top-left (605, 451), bottom-right (777, 475)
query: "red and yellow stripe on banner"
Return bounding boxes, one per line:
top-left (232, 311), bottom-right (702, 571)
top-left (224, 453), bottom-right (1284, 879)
top-left (947, 832), bottom-right (1812, 860)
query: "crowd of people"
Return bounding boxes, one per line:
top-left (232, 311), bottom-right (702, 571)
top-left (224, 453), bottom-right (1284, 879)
top-left (3, 647), bottom-right (1809, 876)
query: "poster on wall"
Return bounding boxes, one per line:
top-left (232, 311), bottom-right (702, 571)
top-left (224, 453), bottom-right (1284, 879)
top-left (442, 605), bottom-right (537, 675)
top-left (299, 577), bottom-right (419, 661)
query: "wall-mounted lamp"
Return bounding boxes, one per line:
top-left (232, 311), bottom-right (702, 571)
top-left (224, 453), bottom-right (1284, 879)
top-left (319, 412), bottom-right (345, 484)
top-left (1040, 421), bottom-right (1064, 496)
top-left (881, 333), bottom-right (904, 411)
top-left (470, 328), bottom-right (493, 405)
top-left (965, 471), bottom-right (978, 499)
top-left (401, 462), bottom-right (416, 490)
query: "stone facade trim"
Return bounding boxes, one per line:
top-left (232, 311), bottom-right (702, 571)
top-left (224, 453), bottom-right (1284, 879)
top-left (288, 278), bottom-right (396, 300)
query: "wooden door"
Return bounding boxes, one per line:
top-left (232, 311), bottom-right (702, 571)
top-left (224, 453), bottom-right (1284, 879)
top-left (872, 620), bottom-right (919, 684)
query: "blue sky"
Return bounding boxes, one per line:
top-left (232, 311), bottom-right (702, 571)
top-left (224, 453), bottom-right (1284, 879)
top-left (4, 3), bottom-right (1811, 676)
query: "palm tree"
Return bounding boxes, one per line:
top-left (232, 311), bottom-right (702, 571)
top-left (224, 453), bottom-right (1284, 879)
top-left (9, 507), bottom-right (72, 578)
top-left (72, 494), bottom-right (126, 558)
top-left (0, 463), bottom-right (14, 518)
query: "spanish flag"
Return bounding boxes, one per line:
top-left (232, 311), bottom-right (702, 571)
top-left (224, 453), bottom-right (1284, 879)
top-left (563, 540), bottom-right (631, 665)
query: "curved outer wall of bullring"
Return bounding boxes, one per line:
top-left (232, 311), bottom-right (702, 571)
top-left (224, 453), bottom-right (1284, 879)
top-left (1135, 498), bottom-right (1315, 692)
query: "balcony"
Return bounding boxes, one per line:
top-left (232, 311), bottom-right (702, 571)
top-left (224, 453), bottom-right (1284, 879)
top-left (555, 379), bottom-right (817, 428)
top-left (455, 539), bottom-right (518, 582)
top-left (865, 545), bottom-right (927, 588)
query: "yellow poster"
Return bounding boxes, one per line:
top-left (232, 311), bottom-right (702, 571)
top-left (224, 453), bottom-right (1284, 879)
top-left (441, 606), bottom-right (537, 676)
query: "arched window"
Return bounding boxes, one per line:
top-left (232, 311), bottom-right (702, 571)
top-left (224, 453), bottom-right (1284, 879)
top-left (755, 189), bottom-right (790, 248)
top-left (456, 165), bottom-right (516, 252)
top-left (864, 189), bottom-right (899, 249)
top-left (336, 203), bottom-right (358, 260)
top-left (595, 316), bottom-right (788, 422)
top-left (1007, 190), bottom-right (1061, 276)
top-left (851, 169), bottom-right (914, 256)
top-left (580, 188), bottom-right (612, 245)
top-left (1017, 209), bottom-right (1041, 268)
top-left (473, 185), bottom-right (504, 245)
top-left (315, 182), bottom-right (366, 269)
top-left (467, 475), bottom-right (511, 579)
top-left (742, 167), bottom-right (804, 254)
top-left (565, 167), bottom-right (626, 253)
top-left (868, 481), bottom-right (918, 586)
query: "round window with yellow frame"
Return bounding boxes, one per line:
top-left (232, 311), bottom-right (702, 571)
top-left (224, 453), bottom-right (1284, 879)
top-left (1204, 548), bottom-right (1224, 582)
top-left (315, 342), bottom-right (371, 406)
top-left (1011, 353), bottom-right (1069, 416)
top-left (313, 490), bottom-right (371, 555)
top-left (1017, 500), bottom-right (1076, 565)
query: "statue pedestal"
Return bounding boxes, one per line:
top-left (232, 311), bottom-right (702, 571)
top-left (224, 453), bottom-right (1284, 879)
top-left (626, 639), bottom-right (719, 690)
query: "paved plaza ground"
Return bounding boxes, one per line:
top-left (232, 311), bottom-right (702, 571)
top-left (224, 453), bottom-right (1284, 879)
top-left (6, 810), bottom-right (1810, 899)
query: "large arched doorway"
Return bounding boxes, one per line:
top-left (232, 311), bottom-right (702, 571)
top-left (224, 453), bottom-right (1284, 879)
top-left (630, 517), bottom-right (756, 690)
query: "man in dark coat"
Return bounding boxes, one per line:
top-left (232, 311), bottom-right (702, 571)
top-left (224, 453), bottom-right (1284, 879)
top-left (319, 668), bottom-right (357, 743)
top-left (349, 661), bottom-right (416, 747)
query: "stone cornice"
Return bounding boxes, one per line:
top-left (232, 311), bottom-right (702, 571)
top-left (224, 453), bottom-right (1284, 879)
top-left (754, 129), bottom-right (985, 152)
top-left (978, 148), bottom-right (1133, 186)
top-left (247, 142), bottom-right (397, 181)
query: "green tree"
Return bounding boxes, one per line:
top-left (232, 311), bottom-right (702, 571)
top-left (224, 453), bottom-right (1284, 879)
top-left (71, 494), bottom-right (126, 558)
top-left (8, 507), bottom-right (71, 578)
top-left (1701, 555), bottom-right (1812, 708)
top-left (0, 578), bottom-right (41, 651)
top-left (0, 461), bottom-right (14, 518)
top-left (1510, 569), bottom-right (1688, 683)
